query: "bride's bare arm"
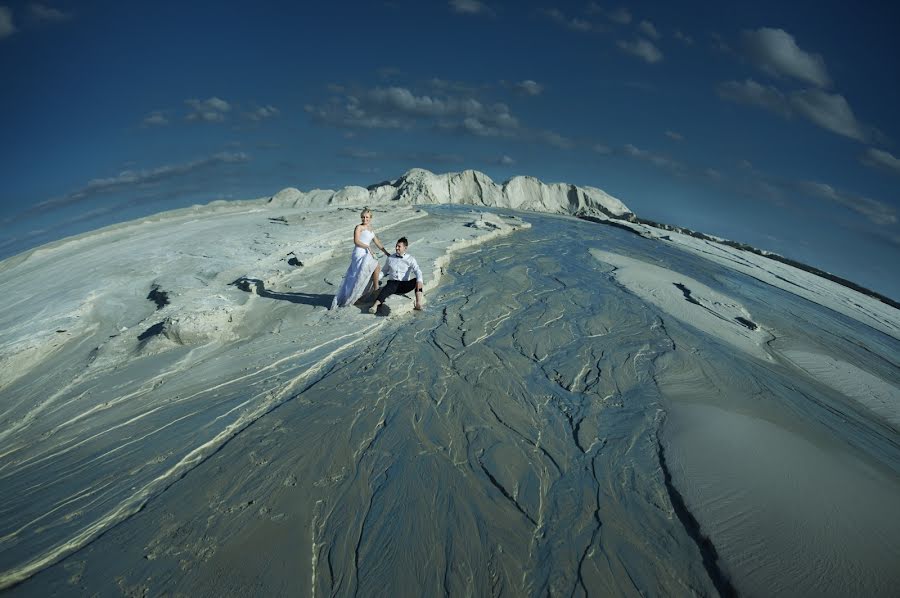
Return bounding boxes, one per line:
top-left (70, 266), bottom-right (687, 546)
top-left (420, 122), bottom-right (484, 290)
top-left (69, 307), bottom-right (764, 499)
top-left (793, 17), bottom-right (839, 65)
top-left (372, 234), bottom-right (390, 255)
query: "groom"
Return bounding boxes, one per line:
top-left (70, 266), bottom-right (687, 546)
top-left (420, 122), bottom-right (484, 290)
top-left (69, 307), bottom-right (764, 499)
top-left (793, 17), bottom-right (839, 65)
top-left (369, 237), bottom-right (424, 313)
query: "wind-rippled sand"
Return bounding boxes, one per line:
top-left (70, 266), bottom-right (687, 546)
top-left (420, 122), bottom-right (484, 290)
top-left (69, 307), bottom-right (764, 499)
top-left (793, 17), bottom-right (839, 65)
top-left (2, 206), bottom-right (899, 596)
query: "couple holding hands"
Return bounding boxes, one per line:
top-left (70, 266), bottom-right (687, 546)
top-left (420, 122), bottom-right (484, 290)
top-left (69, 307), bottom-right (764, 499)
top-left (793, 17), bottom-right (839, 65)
top-left (330, 207), bottom-right (424, 313)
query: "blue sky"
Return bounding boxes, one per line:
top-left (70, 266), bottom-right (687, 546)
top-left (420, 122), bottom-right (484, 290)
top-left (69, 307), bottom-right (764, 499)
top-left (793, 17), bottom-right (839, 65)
top-left (1, 1), bottom-right (898, 297)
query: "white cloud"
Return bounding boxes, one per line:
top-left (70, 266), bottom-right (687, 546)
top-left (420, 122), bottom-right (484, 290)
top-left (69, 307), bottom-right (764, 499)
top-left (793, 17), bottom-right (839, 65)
top-left (801, 181), bottom-right (896, 225)
top-left (341, 148), bottom-right (381, 159)
top-left (29, 3), bottom-right (71, 22)
top-left (607, 7), bottom-right (632, 24)
top-left (638, 20), bottom-right (660, 39)
top-left (461, 117), bottom-right (500, 136)
top-left (593, 143), bottom-right (612, 154)
top-left (742, 27), bottom-right (831, 88)
top-left (449, 0), bottom-right (490, 15)
top-left (76, 153), bottom-right (249, 197)
top-left (186, 97), bottom-right (232, 122)
top-left (665, 130), bottom-right (684, 141)
top-left (0, 6), bottom-right (16, 39)
top-left (789, 89), bottom-right (867, 141)
top-left (538, 130), bottom-right (574, 149)
top-left (429, 77), bottom-right (484, 94)
top-left (544, 8), bottom-right (592, 31)
top-left (674, 30), bottom-right (693, 45)
top-left (861, 148), bottom-right (900, 176)
top-left (142, 111), bottom-right (169, 127)
top-left (309, 86), bottom-right (519, 132)
top-left (617, 38), bottom-right (663, 63)
top-left (515, 79), bottom-right (544, 96)
top-left (306, 97), bottom-right (409, 130)
top-left (23, 152), bottom-right (251, 217)
top-left (308, 84), bottom-right (577, 149)
top-left (717, 80), bottom-right (871, 141)
top-left (499, 155), bottom-right (515, 165)
top-left (623, 143), bottom-right (683, 172)
top-left (246, 105), bottom-right (280, 121)
top-left (717, 79), bottom-right (791, 117)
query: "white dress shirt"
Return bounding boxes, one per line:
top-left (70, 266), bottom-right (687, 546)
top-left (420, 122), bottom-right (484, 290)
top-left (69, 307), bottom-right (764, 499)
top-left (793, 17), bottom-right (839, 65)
top-left (383, 253), bottom-right (423, 283)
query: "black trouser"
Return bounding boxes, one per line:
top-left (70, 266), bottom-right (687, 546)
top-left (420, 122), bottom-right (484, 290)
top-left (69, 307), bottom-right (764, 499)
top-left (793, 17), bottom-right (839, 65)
top-left (377, 278), bottom-right (418, 302)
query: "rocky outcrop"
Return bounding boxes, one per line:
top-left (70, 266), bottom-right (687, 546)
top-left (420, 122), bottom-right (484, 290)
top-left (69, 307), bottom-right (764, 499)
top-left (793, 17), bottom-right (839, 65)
top-left (267, 168), bottom-right (635, 221)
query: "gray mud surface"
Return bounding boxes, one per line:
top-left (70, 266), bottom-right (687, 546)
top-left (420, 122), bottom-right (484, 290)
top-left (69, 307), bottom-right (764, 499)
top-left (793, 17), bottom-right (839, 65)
top-left (8, 210), bottom-right (900, 596)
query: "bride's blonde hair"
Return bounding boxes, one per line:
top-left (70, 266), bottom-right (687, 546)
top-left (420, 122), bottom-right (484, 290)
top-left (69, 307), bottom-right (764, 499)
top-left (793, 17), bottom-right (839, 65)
top-left (360, 206), bottom-right (372, 218)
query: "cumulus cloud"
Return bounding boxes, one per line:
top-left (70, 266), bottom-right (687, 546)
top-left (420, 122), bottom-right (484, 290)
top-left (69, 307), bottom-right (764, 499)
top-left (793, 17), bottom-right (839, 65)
top-left (544, 8), bottom-right (592, 31)
top-left (638, 20), bottom-right (660, 39)
top-left (537, 129), bottom-right (574, 149)
top-left (246, 105), bottom-right (280, 121)
top-left (142, 111), bottom-right (169, 127)
top-left (515, 79), bottom-right (544, 96)
top-left (665, 130), bottom-right (684, 141)
top-left (742, 27), bottom-right (831, 88)
top-left (307, 84), bottom-right (574, 149)
top-left (861, 148), bottom-right (900, 176)
top-left (309, 86), bottom-right (517, 132)
top-left (459, 116), bottom-right (504, 137)
top-left (801, 181), bottom-right (896, 225)
top-left (186, 97), bottom-right (231, 122)
top-left (617, 38), bottom-right (663, 63)
top-left (29, 3), bottom-right (71, 22)
top-left (306, 96), bottom-right (409, 130)
top-left (449, 0), bottom-right (490, 15)
top-left (0, 6), bottom-right (16, 38)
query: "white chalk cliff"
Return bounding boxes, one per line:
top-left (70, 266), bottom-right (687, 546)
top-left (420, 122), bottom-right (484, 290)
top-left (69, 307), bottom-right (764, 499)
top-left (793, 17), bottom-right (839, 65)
top-left (268, 168), bottom-right (634, 221)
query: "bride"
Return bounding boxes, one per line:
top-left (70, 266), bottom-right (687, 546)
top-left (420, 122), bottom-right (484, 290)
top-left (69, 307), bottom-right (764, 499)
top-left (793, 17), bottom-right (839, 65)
top-left (330, 207), bottom-right (390, 309)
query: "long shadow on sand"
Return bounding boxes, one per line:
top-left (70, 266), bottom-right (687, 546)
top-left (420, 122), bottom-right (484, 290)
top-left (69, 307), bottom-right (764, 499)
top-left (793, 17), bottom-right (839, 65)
top-left (231, 277), bottom-right (333, 308)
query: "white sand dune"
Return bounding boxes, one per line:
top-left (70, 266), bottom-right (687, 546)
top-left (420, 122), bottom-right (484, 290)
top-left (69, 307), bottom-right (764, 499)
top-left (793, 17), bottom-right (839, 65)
top-left (780, 350), bottom-right (900, 430)
top-left (617, 222), bottom-right (900, 342)
top-left (663, 403), bottom-right (900, 598)
top-left (590, 249), bottom-right (774, 361)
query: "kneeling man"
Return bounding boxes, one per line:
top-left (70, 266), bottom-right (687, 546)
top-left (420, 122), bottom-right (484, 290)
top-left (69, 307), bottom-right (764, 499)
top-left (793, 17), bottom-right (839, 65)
top-left (369, 237), bottom-right (424, 313)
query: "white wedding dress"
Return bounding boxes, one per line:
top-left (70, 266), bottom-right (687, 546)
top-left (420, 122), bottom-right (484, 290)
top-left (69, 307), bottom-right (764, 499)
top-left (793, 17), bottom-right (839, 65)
top-left (330, 228), bottom-right (377, 309)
